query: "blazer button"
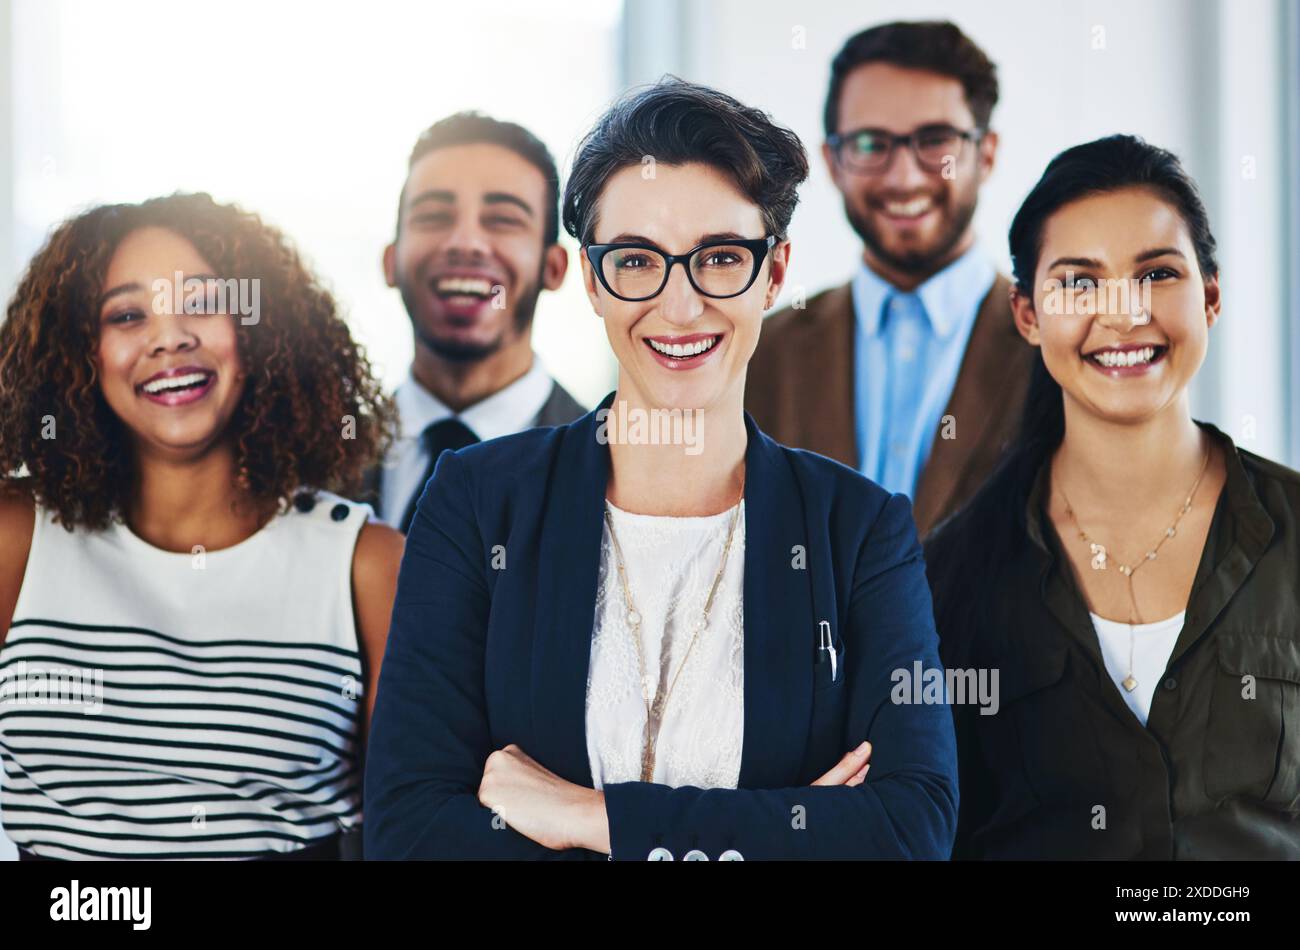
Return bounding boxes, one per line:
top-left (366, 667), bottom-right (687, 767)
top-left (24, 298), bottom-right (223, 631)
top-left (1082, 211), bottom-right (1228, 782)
top-left (293, 492), bottom-right (316, 513)
top-left (330, 503), bottom-right (350, 522)
top-left (1163, 677), bottom-right (1178, 691)
top-left (718, 849), bottom-right (744, 861)
top-left (683, 849), bottom-right (709, 861)
top-left (647, 847), bottom-right (673, 861)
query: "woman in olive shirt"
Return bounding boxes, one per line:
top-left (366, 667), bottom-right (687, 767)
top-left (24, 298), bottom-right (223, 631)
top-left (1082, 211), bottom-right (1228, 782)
top-left (926, 135), bottom-right (1300, 859)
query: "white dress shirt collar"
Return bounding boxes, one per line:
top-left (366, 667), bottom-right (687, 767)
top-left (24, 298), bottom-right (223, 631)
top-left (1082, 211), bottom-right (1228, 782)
top-left (379, 355), bottom-right (556, 527)
top-left (852, 240), bottom-right (995, 340)
top-left (395, 354), bottom-right (554, 443)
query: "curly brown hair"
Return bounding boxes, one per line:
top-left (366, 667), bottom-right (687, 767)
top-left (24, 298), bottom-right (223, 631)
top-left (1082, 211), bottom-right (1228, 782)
top-left (0, 192), bottom-right (396, 530)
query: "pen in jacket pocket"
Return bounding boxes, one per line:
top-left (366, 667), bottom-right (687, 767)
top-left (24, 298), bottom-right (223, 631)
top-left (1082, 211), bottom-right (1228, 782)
top-left (818, 619), bottom-right (838, 683)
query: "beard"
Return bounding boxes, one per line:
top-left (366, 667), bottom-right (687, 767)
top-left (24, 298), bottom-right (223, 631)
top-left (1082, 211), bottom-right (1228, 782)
top-left (400, 265), bottom-right (545, 364)
top-left (415, 329), bottom-right (500, 363)
top-left (845, 189), bottom-right (978, 277)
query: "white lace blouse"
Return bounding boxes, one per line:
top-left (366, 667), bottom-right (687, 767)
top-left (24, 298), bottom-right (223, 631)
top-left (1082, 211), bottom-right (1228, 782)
top-left (585, 500), bottom-right (745, 790)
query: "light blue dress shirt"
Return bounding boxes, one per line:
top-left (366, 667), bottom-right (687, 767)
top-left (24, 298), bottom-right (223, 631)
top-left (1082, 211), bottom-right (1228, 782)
top-left (851, 245), bottom-right (996, 497)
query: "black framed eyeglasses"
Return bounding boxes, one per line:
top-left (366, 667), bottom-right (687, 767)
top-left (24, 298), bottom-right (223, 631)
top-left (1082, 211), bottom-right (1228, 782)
top-left (585, 235), bottom-right (776, 302)
top-left (827, 124), bottom-right (985, 174)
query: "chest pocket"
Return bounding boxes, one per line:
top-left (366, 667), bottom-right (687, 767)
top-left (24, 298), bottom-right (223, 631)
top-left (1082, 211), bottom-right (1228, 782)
top-left (1204, 633), bottom-right (1300, 810)
top-left (801, 628), bottom-right (848, 782)
top-left (812, 627), bottom-right (846, 694)
top-left (987, 643), bottom-right (1109, 807)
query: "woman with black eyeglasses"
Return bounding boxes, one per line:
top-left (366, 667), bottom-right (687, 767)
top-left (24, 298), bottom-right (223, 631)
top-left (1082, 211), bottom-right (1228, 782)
top-left (363, 78), bottom-right (958, 861)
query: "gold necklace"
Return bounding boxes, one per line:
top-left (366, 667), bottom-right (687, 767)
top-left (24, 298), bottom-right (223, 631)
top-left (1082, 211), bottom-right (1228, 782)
top-left (602, 482), bottom-right (744, 783)
top-left (1058, 444), bottom-right (1211, 692)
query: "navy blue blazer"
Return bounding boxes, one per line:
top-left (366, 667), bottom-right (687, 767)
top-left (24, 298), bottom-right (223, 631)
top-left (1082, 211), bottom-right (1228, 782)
top-left (364, 395), bottom-right (958, 860)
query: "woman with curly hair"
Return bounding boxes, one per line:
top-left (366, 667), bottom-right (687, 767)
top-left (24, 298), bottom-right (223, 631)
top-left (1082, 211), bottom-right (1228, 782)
top-left (0, 193), bottom-right (402, 860)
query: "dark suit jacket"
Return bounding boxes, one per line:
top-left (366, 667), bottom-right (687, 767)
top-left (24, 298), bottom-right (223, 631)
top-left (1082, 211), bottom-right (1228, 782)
top-left (363, 394), bottom-right (959, 860)
top-left (354, 378), bottom-right (586, 517)
top-left (745, 275), bottom-right (1035, 538)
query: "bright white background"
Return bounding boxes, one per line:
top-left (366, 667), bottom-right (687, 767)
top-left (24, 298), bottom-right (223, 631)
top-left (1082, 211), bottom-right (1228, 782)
top-left (0, 0), bottom-right (1296, 861)
top-left (5, 0), bottom-right (623, 406)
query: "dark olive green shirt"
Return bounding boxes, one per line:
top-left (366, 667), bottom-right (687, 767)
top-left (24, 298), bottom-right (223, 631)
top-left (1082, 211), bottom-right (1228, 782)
top-left (932, 421), bottom-right (1300, 859)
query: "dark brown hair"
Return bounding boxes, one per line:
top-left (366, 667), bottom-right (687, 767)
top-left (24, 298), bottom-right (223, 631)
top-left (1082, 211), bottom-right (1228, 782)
top-left (398, 111), bottom-right (561, 245)
top-left (0, 192), bottom-right (396, 530)
top-left (824, 20), bottom-right (1000, 136)
top-left (927, 135), bottom-right (1218, 639)
top-left (562, 77), bottom-right (809, 244)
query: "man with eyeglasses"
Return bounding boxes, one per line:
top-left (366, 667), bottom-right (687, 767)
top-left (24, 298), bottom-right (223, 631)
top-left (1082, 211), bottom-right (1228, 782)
top-left (747, 20), bottom-right (1035, 538)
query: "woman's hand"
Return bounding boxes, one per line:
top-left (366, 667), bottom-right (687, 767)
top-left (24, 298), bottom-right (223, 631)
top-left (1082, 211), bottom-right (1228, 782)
top-left (477, 744), bottom-right (611, 853)
top-left (811, 740), bottom-right (872, 786)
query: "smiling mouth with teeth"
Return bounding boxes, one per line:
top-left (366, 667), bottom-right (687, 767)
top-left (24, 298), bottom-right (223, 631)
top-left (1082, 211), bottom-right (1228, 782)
top-left (645, 335), bottom-right (721, 359)
top-left (433, 276), bottom-right (498, 300)
top-left (1084, 345), bottom-right (1168, 369)
top-left (138, 371), bottom-right (213, 395)
top-left (882, 196), bottom-right (936, 219)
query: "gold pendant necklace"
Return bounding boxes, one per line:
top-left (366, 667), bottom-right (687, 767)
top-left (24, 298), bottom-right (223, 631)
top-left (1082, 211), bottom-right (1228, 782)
top-left (1058, 444), bottom-right (1211, 693)
top-left (603, 481), bottom-right (744, 783)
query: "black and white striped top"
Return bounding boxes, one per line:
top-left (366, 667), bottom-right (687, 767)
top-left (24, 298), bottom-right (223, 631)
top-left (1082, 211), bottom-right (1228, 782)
top-left (0, 492), bottom-right (369, 859)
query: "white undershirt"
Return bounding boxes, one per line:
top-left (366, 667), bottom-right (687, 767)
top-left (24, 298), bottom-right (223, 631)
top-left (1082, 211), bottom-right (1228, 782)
top-left (585, 500), bottom-right (745, 790)
top-left (1089, 611), bottom-right (1186, 725)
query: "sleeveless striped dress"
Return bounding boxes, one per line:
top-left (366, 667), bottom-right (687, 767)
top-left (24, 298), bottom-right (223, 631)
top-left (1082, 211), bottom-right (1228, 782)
top-left (0, 491), bottom-right (369, 859)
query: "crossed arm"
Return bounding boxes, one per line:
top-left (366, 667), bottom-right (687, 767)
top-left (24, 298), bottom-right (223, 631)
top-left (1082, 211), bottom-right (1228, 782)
top-left (363, 455), bottom-right (957, 860)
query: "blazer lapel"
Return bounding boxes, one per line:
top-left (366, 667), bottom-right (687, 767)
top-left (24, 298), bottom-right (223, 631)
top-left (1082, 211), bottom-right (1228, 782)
top-left (529, 399), bottom-right (814, 791)
top-left (747, 282), bottom-right (856, 467)
top-left (534, 380), bottom-right (587, 428)
top-left (801, 284), bottom-right (858, 468)
top-left (530, 394), bottom-right (612, 786)
top-left (912, 275), bottom-right (1023, 534)
top-left (738, 415), bottom-right (816, 787)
